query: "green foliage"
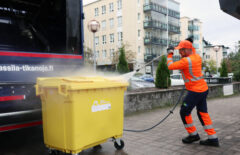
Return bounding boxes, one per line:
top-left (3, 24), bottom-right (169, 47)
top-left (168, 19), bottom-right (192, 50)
top-left (206, 60), bottom-right (217, 74)
top-left (202, 61), bottom-right (210, 73)
top-left (220, 60), bottom-right (228, 77)
top-left (228, 43), bottom-right (240, 81)
top-left (117, 46), bottom-right (129, 74)
top-left (234, 71), bottom-right (240, 81)
top-left (155, 56), bottom-right (171, 88)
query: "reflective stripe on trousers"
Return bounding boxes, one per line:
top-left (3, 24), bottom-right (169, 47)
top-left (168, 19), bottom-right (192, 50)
top-left (199, 112), bottom-right (218, 139)
top-left (184, 115), bottom-right (197, 135)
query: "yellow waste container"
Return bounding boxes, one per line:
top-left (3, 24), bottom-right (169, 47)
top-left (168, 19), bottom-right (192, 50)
top-left (36, 77), bottom-right (128, 154)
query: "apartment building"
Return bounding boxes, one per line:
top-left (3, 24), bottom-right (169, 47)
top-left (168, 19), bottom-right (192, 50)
top-left (180, 17), bottom-right (203, 57)
top-left (203, 44), bottom-right (229, 68)
top-left (83, 0), bottom-right (180, 71)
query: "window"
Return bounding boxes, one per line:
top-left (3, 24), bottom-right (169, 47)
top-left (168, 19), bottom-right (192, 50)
top-left (96, 51), bottom-right (99, 58)
top-left (95, 8), bottom-right (99, 16)
top-left (102, 5), bottom-right (106, 14)
top-left (138, 30), bottom-right (141, 37)
top-left (145, 47), bottom-right (150, 54)
top-left (193, 43), bottom-right (199, 49)
top-left (138, 13), bottom-right (141, 21)
top-left (102, 35), bottom-right (106, 44)
top-left (138, 46), bottom-right (141, 53)
top-left (109, 18), bottom-right (114, 28)
top-left (117, 16), bottom-right (122, 27)
top-left (110, 49), bottom-right (115, 57)
top-left (101, 20), bottom-right (106, 30)
top-left (118, 32), bottom-right (123, 41)
top-left (110, 33), bottom-right (114, 43)
top-left (102, 50), bottom-right (107, 58)
top-left (95, 36), bottom-right (99, 45)
top-left (109, 3), bottom-right (114, 12)
top-left (117, 0), bottom-right (122, 10)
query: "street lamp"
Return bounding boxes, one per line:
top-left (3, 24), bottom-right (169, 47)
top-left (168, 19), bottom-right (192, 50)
top-left (88, 20), bottom-right (100, 72)
top-left (214, 46), bottom-right (219, 76)
top-left (166, 0), bottom-right (169, 48)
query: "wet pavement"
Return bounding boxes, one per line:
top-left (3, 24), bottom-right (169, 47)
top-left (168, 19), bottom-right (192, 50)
top-left (1, 94), bottom-right (240, 155)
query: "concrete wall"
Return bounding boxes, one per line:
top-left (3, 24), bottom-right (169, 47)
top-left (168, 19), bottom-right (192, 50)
top-left (124, 82), bottom-right (240, 115)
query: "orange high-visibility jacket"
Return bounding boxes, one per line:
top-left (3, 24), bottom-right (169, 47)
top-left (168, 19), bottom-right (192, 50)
top-left (167, 53), bottom-right (208, 92)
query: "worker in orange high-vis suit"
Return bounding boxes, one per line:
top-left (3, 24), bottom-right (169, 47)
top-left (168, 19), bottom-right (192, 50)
top-left (167, 40), bottom-right (219, 147)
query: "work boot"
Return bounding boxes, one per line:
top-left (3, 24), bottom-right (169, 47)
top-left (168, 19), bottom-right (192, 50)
top-left (200, 138), bottom-right (220, 147)
top-left (182, 134), bottom-right (200, 144)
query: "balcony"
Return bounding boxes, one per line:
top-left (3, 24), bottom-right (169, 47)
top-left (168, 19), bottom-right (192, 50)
top-left (143, 2), bottom-right (180, 19)
top-left (188, 25), bottom-right (199, 31)
top-left (143, 20), bottom-right (167, 31)
top-left (143, 3), bottom-right (167, 15)
top-left (144, 37), bottom-right (168, 46)
top-left (144, 20), bottom-right (180, 34)
top-left (144, 37), bottom-right (179, 47)
top-left (169, 24), bottom-right (180, 34)
top-left (144, 53), bottom-right (157, 62)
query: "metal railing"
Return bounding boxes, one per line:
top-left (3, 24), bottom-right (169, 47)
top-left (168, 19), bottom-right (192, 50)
top-left (204, 77), bottom-right (232, 84)
top-left (144, 37), bottom-right (179, 47)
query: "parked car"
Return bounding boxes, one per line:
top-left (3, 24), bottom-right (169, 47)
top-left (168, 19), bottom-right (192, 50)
top-left (139, 74), bottom-right (154, 82)
top-left (170, 74), bottom-right (184, 86)
top-left (212, 74), bottom-right (219, 78)
top-left (228, 73), bottom-right (234, 78)
top-left (129, 75), bottom-right (155, 89)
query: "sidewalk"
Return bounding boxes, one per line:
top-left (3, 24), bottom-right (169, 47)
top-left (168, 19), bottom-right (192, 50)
top-left (81, 94), bottom-right (240, 155)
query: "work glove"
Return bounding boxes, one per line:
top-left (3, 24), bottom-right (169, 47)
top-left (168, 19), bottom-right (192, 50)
top-left (167, 46), bottom-right (174, 55)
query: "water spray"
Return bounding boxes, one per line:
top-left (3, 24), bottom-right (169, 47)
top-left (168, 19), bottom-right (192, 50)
top-left (120, 54), bottom-right (166, 81)
top-left (123, 49), bottom-right (186, 133)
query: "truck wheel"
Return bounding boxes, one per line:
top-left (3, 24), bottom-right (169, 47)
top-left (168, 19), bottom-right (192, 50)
top-left (114, 139), bottom-right (124, 150)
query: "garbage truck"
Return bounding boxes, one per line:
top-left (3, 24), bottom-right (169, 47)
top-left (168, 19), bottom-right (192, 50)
top-left (0, 0), bottom-right (84, 132)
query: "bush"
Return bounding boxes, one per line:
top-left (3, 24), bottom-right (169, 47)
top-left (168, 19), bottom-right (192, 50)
top-left (117, 46), bottom-right (129, 74)
top-left (220, 60), bottom-right (228, 77)
top-left (234, 71), bottom-right (240, 81)
top-left (155, 56), bottom-right (171, 88)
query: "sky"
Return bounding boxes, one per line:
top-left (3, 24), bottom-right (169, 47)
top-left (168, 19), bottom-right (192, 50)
top-left (177, 0), bottom-right (240, 50)
top-left (83, 0), bottom-right (240, 49)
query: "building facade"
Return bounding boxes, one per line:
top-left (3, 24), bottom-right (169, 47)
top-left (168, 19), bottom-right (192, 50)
top-left (180, 17), bottom-right (203, 57)
top-left (203, 45), bottom-right (229, 68)
top-left (83, 0), bottom-right (180, 71)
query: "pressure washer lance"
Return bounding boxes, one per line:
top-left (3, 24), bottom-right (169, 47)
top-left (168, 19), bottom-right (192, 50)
top-left (123, 48), bottom-right (185, 132)
top-left (120, 54), bottom-right (166, 81)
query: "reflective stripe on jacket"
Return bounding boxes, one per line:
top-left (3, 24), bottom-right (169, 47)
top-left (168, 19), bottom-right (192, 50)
top-left (167, 53), bottom-right (208, 92)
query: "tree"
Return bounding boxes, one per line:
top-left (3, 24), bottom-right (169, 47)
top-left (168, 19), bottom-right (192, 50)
top-left (111, 43), bottom-right (136, 67)
top-left (155, 56), bottom-right (171, 88)
top-left (228, 42), bottom-right (240, 81)
top-left (117, 46), bottom-right (129, 74)
top-left (202, 61), bottom-right (210, 73)
top-left (207, 60), bottom-right (217, 74)
top-left (220, 60), bottom-right (228, 77)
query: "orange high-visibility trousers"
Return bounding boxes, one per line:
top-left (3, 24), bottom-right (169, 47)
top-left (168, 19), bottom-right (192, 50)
top-left (180, 90), bottom-right (218, 139)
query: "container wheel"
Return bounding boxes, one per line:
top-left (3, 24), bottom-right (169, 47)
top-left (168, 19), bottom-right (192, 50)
top-left (114, 139), bottom-right (124, 150)
top-left (93, 144), bottom-right (102, 150)
top-left (48, 149), bottom-right (60, 155)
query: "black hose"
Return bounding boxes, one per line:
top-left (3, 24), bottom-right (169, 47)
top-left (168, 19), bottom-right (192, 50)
top-left (123, 86), bottom-right (185, 132)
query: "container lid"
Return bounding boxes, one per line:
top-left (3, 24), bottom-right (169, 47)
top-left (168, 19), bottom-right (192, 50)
top-left (36, 76), bottom-right (129, 91)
